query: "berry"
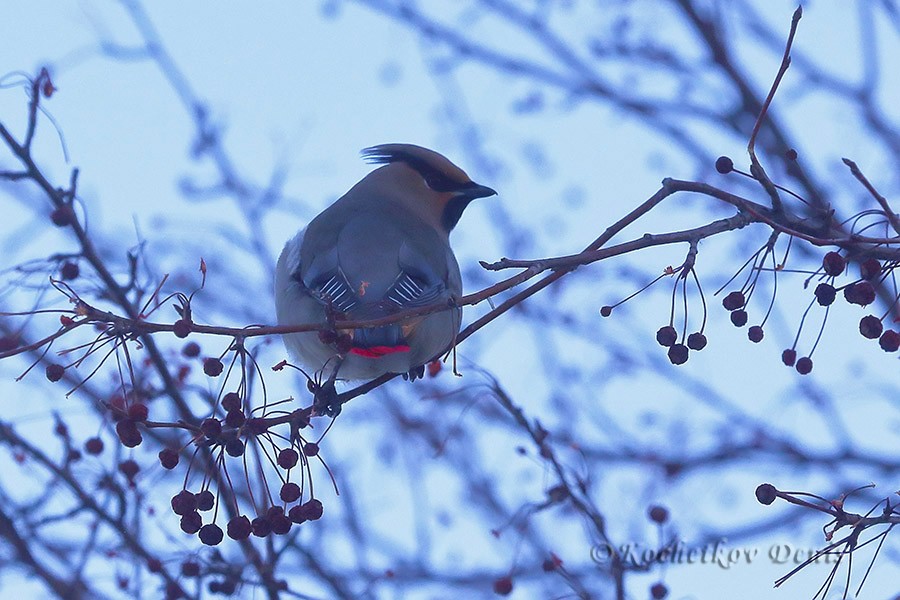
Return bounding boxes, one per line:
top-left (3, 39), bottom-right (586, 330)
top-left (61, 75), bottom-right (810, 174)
top-left (655, 325), bottom-right (677, 347)
top-left (182, 342), bottom-right (201, 358)
top-left (181, 561), bottom-right (201, 578)
top-left (785, 148), bottom-right (798, 161)
top-left (730, 310), bottom-right (748, 327)
top-left (50, 205), bottom-right (75, 227)
top-left (224, 438), bottom-right (245, 457)
top-left (118, 459), bottom-right (139, 479)
top-left (270, 513), bottom-right (292, 535)
top-left (667, 344), bottom-right (688, 365)
top-left (45, 363), bottom-right (65, 382)
top-left (714, 156), bottom-right (733, 174)
top-left (844, 281), bottom-right (876, 306)
top-left (722, 291), bottom-right (745, 311)
top-left (173, 319), bottom-right (192, 339)
top-left (147, 557), bottom-right (163, 573)
top-left (171, 491), bottom-right (198, 515)
top-left (300, 499), bottom-right (323, 521)
top-left (60, 261), bottom-right (80, 280)
top-left (288, 504), bottom-right (307, 524)
top-left (860, 258), bottom-right (881, 280)
top-left (879, 330), bottom-right (900, 352)
top-left (251, 516), bottom-right (272, 537)
top-left (84, 437), bottom-right (104, 455)
top-left (795, 356), bottom-right (813, 374)
top-left (198, 524), bottom-right (223, 546)
top-left (203, 358), bottom-right (224, 377)
top-left (686, 332), bottom-right (707, 350)
top-left (651, 582), bottom-right (668, 599)
top-left (781, 349), bottom-right (797, 366)
top-left (317, 329), bottom-right (338, 345)
top-left (859, 315), bottom-right (883, 339)
top-left (599, 305), bottom-right (612, 317)
top-left (278, 448), bottom-right (299, 469)
top-left (180, 511), bottom-right (202, 534)
top-left (127, 403), bottom-right (148, 422)
top-left (755, 483), bottom-right (777, 505)
top-left (200, 418), bottom-right (222, 439)
top-left (224, 409), bottom-right (245, 428)
top-left (227, 515), bottom-right (252, 540)
top-left (747, 326), bottom-right (764, 343)
top-left (822, 252), bottom-right (845, 276)
top-left (158, 448), bottom-right (179, 469)
top-left (493, 576), bottom-right (513, 596)
top-left (116, 420), bottom-right (142, 448)
top-left (335, 334), bottom-right (353, 354)
top-left (221, 392), bottom-right (241, 412)
top-left (303, 442), bottom-right (319, 457)
top-left (196, 490), bottom-right (215, 511)
top-left (280, 482), bottom-right (301, 503)
top-left (814, 283), bottom-right (836, 306)
top-left (648, 505), bottom-right (669, 524)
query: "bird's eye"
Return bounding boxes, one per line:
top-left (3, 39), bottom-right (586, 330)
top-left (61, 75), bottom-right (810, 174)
top-left (424, 172), bottom-right (455, 192)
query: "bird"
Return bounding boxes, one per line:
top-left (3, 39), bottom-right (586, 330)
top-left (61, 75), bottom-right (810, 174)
top-left (274, 143), bottom-right (496, 388)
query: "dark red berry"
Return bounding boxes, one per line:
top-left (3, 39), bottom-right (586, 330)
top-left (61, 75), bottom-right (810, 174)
top-left (158, 448), bottom-right (179, 469)
top-left (317, 329), bottom-right (338, 345)
top-left (648, 505), bottom-right (669, 524)
top-left (860, 258), bottom-right (881, 280)
top-left (667, 344), bottom-right (688, 365)
top-left (303, 442), bottom-right (319, 457)
top-left (50, 205), bottom-right (75, 227)
top-left (879, 330), bottom-right (900, 352)
top-left (785, 148), bottom-right (798, 161)
top-left (781, 349), bottom-right (797, 366)
top-left (198, 523), bottom-right (223, 546)
top-left (755, 483), bottom-right (777, 505)
top-left (203, 358), bottom-right (223, 377)
top-left (600, 305), bottom-right (612, 317)
top-left (118, 459), bottom-right (139, 479)
top-left (814, 283), bottom-right (836, 306)
top-left (686, 332), bottom-right (707, 351)
top-left (224, 438), bottom-right (245, 457)
top-left (730, 310), bottom-right (748, 327)
top-left (278, 448), bottom-right (299, 469)
top-left (84, 437), bottom-right (104, 455)
top-left (147, 557), bottom-right (163, 573)
top-left (173, 319), bottom-right (192, 339)
top-left (715, 156), bottom-right (734, 174)
top-left (822, 252), bottom-right (845, 276)
top-left (280, 482), bottom-right (301, 503)
top-left (181, 561), bottom-right (200, 577)
top-left (127, 403), bottom-right (149, 422)
top-left (200, 418), bottom-right (222, 439)
top-left (722, 291), bottom-right (745, 311)
top-left (116, 420), bottom-right (142, 448)
top-left (493, 576), bottom-right (513, 596)
top-left (747, 326), bottom-right (764, 343)
top-left (227, 515), bottom-right (252, 540)
top-left (46, 363), bottom-right (65, 382)
top-left (224, 410), bottom-right (245, 428)
top-left (196, 490), bottom-right (215, 511)
top-left (221, 392), bottom-right (241, 412)
top-left (288, 505), bottom-right (307, 524)
top-left (651, 582), bottom-right (668, 599)
top-left (60, 261), bottom-right (80, 280)
top-left (859, 315), bottom-right (884, 339)
top-left (844, 281), bottom-right (876, 306)
top-left (795, 356), bottom-right (813, 374)
top-left (335, 334), bottom-right (353, 354)
top-left (251, 516), bottom-right (272, 538)
top-left (656, 325), bottom-right (677, 347)
top-left (271, 513), bottom-right (292, 535)
top-left (300, 499), bottom-right (323, 521)
top-left (180, 511), bottom-right (202, 534)
top-left (182, 342), bottom-right (201, 358)
top-left (172, 491), bottom-right (198, 516)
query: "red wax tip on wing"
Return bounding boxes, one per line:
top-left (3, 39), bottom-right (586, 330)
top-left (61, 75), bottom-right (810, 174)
top-left (349, 345), bottom-right (411, 358)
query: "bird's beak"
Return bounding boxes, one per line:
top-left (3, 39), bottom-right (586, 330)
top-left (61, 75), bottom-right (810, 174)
top-left (459, 182), bottom-right (498, 201)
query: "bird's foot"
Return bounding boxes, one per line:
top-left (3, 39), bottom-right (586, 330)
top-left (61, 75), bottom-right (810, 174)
top-left (402, 364), bottom-right (426, 382)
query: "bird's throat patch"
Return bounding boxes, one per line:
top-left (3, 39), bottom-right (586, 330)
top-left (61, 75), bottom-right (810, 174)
top-left (349, 345), bottom-right (411, 358)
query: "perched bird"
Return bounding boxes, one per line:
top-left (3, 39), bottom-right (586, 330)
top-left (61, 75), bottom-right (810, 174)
top-left (275, 144), bottom-right (496, 383)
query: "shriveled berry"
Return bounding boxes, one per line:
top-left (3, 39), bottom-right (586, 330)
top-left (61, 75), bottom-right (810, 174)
top-left (317, 329), bottom-right (338, 345)
top-left (198, 523), bottom-right (223, 546)
top-left (648, 505), bottom-right (669, 524)
top-left (822, 251), bottom-right (845, 276)
top-left (158, 448), bottom-right (179, 469)
top-left (730, 310), bottom-right (748, 327)
top-left (46, 363), bottom-right (65, 382)
top-left (270, 513), bottom-right (292, 535)
top-left (493, 576), bottom-right (513, 596)
top-left (656, 325), bottom-right (677, 347)
top-left (182, 342), bottom-right (200, 358)
top-left (84, 437), bottom-right (104, 455)
top-left (300, 498), bottom-right (323, 521)
top-left (50, 205), bottom-right (75, 227)
top-left (781, 349), bottom-right (797, 366)
top-left (715, 156), bottom-right (734, 174)
top-left (303, 442), bottom-right (319, 457)
top-left (224, 438), bottom-right (245, 457)
top-left (221, 392), bottom-right (241, 412)
top-left (747, 326), bottom-right (764, 343)
top-left (251, 516), bottom-right (272, 537)
top-left (278, 448), bottom-right (299, 469)
top-left (814, 283), bottom-right (836, 306)
top-left (118, 459), bottom-right (139, 479)
top-left (224, 410), bottom-right (245, 428)
top-left (288, 504), bottom-right (307, 524)
top-left (171, 491), bottom-right (198, 516)
top-left (116, 420), bottom-right (142, 448)
top-left (127, 403), bottom-right (149, 421)
top-left (173, 319), bottom-right (192, 339)
top-left (227, 515), bottom-right (252, 540)
top-left (860, 258), bottom-right (881, 280)
top-left (879, 330), bottom-right (900, 352)
top-left (667, 344), bottom-right (688, 365)
top-left (844, 281), bottom-right (876, 306)
top-left (722, 291), bottom-right (745, 311)
top-left (785, 148), bottom-right (798, 161)
top-left (795, 356), bottom-right (813, 374)
top-left (859, 315), bottom-right (883, 339)
top-left (196, 490), bottom-right (215, 511)
top-left (755, 483), bottom-right (777, 505)
top-left (200, 418), bottom-right (222, 439)
top-left (599, 305), bottom-right (612, 317)
top-left (60, 261), bottom-right (80, 280)
top-left (686, 332), bottom-right (707, 350)
top-left (180, 511), bottom-right (202, 534)
top-left (203, 358), bottom-right (223, 377)
top-left (280, 482), bottom-right (301, 503)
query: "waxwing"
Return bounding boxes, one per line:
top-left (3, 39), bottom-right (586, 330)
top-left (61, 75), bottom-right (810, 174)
top-left (274, 144), bottom-right (496, 381)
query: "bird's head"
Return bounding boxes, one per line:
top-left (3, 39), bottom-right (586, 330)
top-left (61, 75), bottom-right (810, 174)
top-left (361, 143), bottom-right (496, 233)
